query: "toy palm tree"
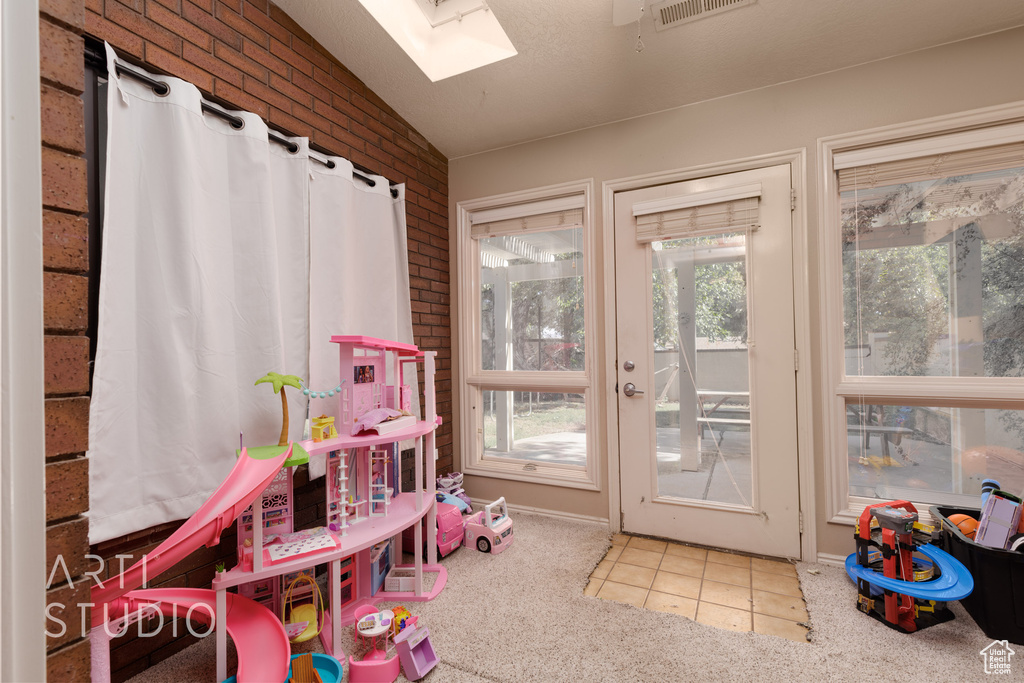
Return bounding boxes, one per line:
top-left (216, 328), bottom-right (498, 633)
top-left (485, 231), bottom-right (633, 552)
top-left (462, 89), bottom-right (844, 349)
top-left (255, 372), bottom-right (304, 446)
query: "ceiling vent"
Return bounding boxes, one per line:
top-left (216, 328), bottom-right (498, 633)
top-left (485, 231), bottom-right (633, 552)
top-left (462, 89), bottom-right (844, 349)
top-left (651, 0), bottom-right (755, 31)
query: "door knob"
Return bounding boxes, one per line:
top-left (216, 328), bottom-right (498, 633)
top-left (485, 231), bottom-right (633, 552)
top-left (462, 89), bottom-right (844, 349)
top-left (623, 382), bottom-right (644, 397)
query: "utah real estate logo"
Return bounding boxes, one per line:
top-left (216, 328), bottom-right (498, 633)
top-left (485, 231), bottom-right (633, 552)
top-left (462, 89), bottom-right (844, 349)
top-left (980, 640), bottom-right (1014, 675)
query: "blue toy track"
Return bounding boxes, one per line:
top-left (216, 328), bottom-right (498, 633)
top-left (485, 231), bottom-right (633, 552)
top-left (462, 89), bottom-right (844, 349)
top-left (845, 543), bottom-right (974, 602)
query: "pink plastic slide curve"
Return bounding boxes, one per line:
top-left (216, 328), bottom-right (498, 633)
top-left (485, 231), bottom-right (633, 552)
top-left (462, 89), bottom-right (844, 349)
top-left (121, 588), bottom-right (290, 683)
top-left (91, 445), bottom-right (294, 683)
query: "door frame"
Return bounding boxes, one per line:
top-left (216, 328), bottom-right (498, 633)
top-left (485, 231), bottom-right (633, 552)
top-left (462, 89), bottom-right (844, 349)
top-left (601, 149), bottom-right (816, 561)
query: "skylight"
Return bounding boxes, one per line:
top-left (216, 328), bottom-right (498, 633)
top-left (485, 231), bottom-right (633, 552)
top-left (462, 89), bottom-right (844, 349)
top-left (358, 0), bottom-right (517, 82)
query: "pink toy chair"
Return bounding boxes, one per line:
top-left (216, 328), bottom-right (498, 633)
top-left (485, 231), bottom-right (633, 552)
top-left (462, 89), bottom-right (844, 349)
top-left (348, 652), bottom-right (400, 683)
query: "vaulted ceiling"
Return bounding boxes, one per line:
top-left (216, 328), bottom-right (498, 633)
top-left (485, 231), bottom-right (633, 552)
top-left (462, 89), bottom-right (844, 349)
top-left (275, 0), bottom-right (1024, 159)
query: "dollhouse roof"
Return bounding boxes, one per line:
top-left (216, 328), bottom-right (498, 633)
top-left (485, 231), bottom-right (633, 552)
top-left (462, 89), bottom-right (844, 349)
top-left (329, 335), bottom-right (421, 356)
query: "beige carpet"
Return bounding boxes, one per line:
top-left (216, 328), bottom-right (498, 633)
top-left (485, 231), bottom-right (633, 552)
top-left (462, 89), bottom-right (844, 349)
top-left (130, 511), bottom-right (1000, 682)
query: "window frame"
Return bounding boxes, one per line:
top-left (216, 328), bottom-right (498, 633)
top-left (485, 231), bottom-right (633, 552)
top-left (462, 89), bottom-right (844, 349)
top-left (818, 103), bottom-right (1024, 525)
top-left (456, 180), bottom-right (599, 490)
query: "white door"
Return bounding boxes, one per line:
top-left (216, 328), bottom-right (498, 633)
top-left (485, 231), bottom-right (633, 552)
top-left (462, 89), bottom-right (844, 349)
top-left (614, 164), bottom-right (801, 558)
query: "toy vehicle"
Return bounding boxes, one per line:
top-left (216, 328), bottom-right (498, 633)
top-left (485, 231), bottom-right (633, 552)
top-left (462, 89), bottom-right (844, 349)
top-left (463, 497), bottom-right (513, 554)
top-left (402, 501), bottom-right (465, 558)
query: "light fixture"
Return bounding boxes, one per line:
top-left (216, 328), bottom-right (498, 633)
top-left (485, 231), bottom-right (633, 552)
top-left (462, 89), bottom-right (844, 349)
top-left (358, 0), bottom-right (517, 82)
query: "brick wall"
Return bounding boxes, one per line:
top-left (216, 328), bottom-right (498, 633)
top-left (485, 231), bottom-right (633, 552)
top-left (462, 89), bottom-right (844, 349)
top-left (38, 1), bottom-right (452, 679)
top-left (40, 0), bottom-right (93, 679)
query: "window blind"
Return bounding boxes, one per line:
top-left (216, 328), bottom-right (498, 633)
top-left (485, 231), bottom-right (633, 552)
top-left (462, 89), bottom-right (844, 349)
top-left (632, 183), bottom-right (760, 243)
top-left (470, 194), bottom-right (585, 239)
top-left (835, 122), bottom-right (1024, 192)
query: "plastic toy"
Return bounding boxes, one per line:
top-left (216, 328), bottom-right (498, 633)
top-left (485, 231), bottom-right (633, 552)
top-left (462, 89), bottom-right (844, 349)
top-left (463, 497), bottom-right (514, 554)
top-left (255, 371), bottom-right (304, 446)
top-left (282, 572), bottom-right (324, 644)
top-left (437, 471), bottom-right (472, 510)
top-left (403, 501), bottom-right (465, 559)
top-left (846, 500), bottom-right (973, 633)
top-left (90, 336), bottom-right (448, 683)
top-left (976, 489), bottom-right (1023, 549)
top-left (393, 622), bottom-right (439, 681)
top-left (947, 513), bottom-right (979, 540)
top-left (313, 414), bottom-right (339, 442)
top-left (350, 607), bottom-right (400, 683)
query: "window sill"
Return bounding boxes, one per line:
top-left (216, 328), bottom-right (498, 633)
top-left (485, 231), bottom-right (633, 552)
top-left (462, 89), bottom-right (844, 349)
top-left (462, 458), bottom-right (600, 491)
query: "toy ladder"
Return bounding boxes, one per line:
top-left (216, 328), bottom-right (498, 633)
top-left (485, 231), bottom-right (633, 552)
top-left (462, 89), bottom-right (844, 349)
top-left (369, 449), bottom-right (390, 517)
top-left (329, 450), bottom-right (351, 536)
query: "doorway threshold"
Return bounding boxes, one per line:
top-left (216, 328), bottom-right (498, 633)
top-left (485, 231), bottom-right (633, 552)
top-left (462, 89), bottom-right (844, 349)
top-left (586, 533), bottom-right (810, 643)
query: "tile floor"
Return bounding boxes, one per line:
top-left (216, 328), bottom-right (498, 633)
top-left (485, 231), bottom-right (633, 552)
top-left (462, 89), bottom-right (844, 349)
top-left (585, 534), bottom-right (810, 643)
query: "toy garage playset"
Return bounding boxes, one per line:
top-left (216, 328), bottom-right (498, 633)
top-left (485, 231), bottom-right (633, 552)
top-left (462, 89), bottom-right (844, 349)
top-left (88, 336), bottom-right (458, 683)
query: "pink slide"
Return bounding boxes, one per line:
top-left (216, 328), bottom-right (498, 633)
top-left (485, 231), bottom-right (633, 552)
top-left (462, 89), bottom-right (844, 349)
top-left (119, 588), bottom-right (290, 683)
top-left (92, 445), bottom-right (294, 683)
top-left (92, 445), bottom-right (293, 620)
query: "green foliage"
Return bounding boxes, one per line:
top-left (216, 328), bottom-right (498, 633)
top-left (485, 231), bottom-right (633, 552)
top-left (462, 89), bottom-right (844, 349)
top-left (255, 371), bottom-right (303, 394)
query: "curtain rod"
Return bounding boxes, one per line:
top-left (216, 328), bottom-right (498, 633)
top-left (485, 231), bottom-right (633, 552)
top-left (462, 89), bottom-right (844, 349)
top-left (112, 62), bottom-right (399, 199)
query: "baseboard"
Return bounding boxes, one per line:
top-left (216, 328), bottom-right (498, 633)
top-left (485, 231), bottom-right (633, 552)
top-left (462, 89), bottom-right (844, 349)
top-left (816, 552), bottom-right (847, 567)
top-left (468, 498), bottom-right (610, 527)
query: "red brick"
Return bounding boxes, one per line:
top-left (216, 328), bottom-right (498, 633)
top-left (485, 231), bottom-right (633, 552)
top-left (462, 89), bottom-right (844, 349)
top-left (267, 106), bottom-right (312, 139)
top-left (41, 85), bottom-right (86, 155)
top-left (291, 69), bottom-right (331, 105)
top-left (85, 11), bottom-right (145, 59)
top-left (242, 74), bottom-right (292, 113)
top-left (150, 0), bottom-right (183, 11)
top-left (312, 67), bottom-right (351, 101)
top-left (182, 0), bottom-right (242, 51)
top-left (289, 102), bottom-right (332, 138)
top-left (213, 40), bottom-right (268, 82)
top-left (241, 38), bottom-right (289, 78)
top-left (45, 335), bottom-right (90, 396)
top-left (47, 516), bottom-right (90, 578)
top-left (187, 0), bottom-right (214, 12)
top-left (245, 0), bottom-right (268, 13)
top-left (291, 37), bottom-right (331, 74)
top-left (242, 1), bottom-right (289, 44)
top-left (147, 1), bottom-right (213, 52)
top-left (182, 42), bottom-right (242, 88)
top-left (145, 43), bottom-right (214, 93)
top-left (46, 637), bottom-right (91, 682)
top-left (45, 397), bottom-right (90, 458)
top-left (330, 62), bottom-right (365, 96)
top-left (46, 576), bottom-right (92, 650)
top-left (218, 0), bottom-right (243, 12)
top-left (43, 210), bottom-right (89, 272)
top-left (216, 2), bottom-right (269, 48)
top-left (212, 78), bottom-right (268, 118)
top-left (269, 3), bottom-right (312, 45)
top-left (46, 457), bottom-right (89, 523)
top-left (268, 72), bottom-right (311, 109)
top-left (40, 19), bottom-right (84, 93)
top-left (106, 2), bottom-right (183, 56)
top-left (43, 272), bottom-right (88, 332)
top-left (269, 37), bottom-right (312, 77)
top-left (41, 0), bottom-right (86, 31)
top-left (330, 93), bottom-right (368, 126)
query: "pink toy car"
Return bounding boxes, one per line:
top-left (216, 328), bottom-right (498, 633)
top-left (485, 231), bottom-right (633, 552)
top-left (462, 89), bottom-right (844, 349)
top-left (463, 497), bottom-right (514, 554)
top-left (402, 502), bottom-right (464, 558)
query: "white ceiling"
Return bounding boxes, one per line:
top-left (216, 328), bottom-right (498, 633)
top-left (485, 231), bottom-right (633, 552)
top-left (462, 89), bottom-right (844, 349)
top-left (275, 0), bottom-right (1024, 160)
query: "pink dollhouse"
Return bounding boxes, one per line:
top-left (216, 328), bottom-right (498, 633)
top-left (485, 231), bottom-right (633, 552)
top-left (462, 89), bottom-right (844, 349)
top-left (212, 336), bottom-right (445, 680)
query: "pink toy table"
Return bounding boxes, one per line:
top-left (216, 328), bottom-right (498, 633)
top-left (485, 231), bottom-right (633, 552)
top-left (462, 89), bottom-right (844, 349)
top-left (356, 609), bottom-right (394, 656)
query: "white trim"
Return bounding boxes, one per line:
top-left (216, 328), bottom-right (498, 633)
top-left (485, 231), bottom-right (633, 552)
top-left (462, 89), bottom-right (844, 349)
top-left (1, 1), bottom-right (47, 680)
top-left (817, 99), bottom-right (1024, 526)
top-left (456, 179), bottom-right (600, 491)
top-left (815, 553), bottom-right (847, 567)
top-left (832, 120), bottom-right (1024, 170)
top-left (601, 148), bottom-right (816, 561)
top-left (469, 193), bottom-right (585, 224)
top-left (631, 182), bottom-right (761, 216)
top-left (470, 497), bottom-right (610, 527)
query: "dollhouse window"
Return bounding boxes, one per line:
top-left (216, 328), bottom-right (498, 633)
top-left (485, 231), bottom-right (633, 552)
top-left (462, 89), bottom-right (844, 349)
top-left (457, 182), bottom-right (600, 490)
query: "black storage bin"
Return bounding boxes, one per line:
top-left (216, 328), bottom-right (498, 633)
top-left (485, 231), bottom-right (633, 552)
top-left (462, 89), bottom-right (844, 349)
top-left (931, 505), bottom-right (1024, 645)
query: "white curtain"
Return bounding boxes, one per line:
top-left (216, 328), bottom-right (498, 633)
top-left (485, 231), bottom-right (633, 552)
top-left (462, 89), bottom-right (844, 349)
top-left (306, 159), bottom-right (414, 478)
top-left (88, 46), bottom-right (411, 543)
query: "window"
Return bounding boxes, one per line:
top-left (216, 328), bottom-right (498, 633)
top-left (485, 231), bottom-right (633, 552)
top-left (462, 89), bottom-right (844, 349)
top-left (822, 118), bottom-right (1024, 521)
top-left (457, 182), bottom-right (597, 488)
